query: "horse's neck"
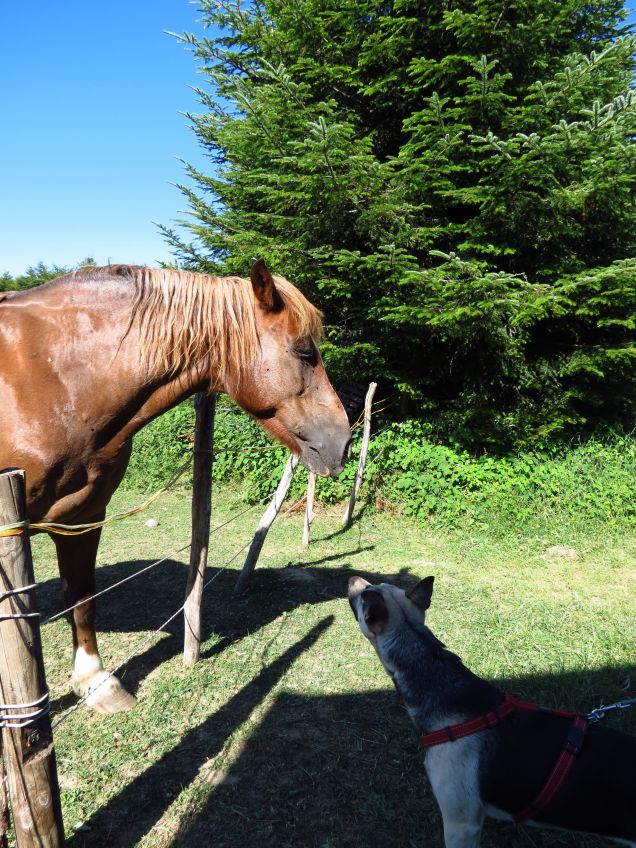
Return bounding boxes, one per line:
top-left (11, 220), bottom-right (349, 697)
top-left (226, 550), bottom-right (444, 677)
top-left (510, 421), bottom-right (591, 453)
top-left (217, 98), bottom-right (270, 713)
top-left (40, 278), bottom-right (210, 443)
top-left (123, 369), bottom-right (210, 438)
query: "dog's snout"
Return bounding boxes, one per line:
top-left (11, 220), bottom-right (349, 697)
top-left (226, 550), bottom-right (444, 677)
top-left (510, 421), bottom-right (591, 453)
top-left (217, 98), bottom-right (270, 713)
top-left (348, 575), bottom-right (370, 600)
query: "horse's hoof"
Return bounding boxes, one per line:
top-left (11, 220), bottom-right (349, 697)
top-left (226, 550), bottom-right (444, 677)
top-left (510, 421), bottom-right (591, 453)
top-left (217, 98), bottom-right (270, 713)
top-left (81, 672), bottom-right (137, 713)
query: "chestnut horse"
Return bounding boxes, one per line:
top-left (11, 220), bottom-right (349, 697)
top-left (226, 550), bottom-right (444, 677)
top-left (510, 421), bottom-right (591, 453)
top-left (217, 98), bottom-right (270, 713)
top-left (0, 260), bottom-right (350, 713)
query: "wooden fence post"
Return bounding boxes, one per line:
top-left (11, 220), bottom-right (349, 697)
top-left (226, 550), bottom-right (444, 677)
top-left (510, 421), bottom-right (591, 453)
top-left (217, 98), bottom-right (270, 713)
top-left (302, 472), bottom-right (316, 546)
top-left (342, 382), bottom-right (377, 527)
top-left (234, 454), bottom-right (299, 594)
top-left (0, 469), bottom-right (65, 847)
top-left (183, 392), bottom-right (217, 667)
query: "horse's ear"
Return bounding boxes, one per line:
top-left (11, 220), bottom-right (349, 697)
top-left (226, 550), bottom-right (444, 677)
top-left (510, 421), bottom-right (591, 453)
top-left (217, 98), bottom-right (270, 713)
top-left (406, 576), bottom-right (434, 612)
top-left (251, 259), bottom-right (276, 310)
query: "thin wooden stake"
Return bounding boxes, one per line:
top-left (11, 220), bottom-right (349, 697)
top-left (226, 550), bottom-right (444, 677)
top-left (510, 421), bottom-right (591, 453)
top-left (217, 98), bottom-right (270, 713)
top-left (234, 454), bottom-right (299, 594)
top-left (183, 392), bottom-right (217, 667)
top-left (0, 748), bottom-right (8, 848)
top-left (0, 469), bottom-right (65, 848)
top-left (342, 382), bottom-right (377, 527)
top-left (302, 472), bottom-right (317, 546)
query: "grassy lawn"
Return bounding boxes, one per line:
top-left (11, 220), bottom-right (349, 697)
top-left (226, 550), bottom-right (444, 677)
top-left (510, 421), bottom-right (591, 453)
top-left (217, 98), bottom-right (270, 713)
top-left (26, 485), bottom-right (636, 848)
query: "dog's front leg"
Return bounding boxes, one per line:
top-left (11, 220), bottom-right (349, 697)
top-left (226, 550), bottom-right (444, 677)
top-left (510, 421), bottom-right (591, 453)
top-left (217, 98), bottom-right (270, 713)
top-left (426, 744), bottom-right (484, 848)
top-left (441, 819), bottom-right (483, 848)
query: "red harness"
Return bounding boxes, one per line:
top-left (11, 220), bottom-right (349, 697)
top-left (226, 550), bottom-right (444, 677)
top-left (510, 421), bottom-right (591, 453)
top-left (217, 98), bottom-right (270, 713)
top-left (422, 693), bottom-right (589, 822)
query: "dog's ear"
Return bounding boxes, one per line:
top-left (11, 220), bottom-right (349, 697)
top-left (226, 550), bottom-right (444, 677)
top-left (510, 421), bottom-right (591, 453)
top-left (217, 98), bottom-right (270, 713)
top-left (361, 589), bottom-right (389, 635)
top-left (406, 576), bottom-right (434, 612)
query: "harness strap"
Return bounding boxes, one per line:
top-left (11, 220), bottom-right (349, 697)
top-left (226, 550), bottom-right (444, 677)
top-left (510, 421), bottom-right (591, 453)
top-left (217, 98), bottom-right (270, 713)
top-left (512, 714), bottom-right (588, 822)
top-left (421, 694), bottom-right (589, 822)
top-left (422, 694), bottom-right (518, 747)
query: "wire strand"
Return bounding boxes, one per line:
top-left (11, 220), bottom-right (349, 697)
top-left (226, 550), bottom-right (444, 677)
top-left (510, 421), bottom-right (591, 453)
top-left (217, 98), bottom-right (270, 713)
top-left (41, 486), bottom-right (278, 626)
top-left (50, 536), bottom-right (252, 731)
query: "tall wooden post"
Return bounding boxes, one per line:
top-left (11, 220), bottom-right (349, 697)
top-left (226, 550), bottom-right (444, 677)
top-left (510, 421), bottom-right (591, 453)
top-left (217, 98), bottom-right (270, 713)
top-left (342, 382), bottom-right (377, 527)
top-left (0, 470), bottom-right (65, 847)
top-left (234, 454), bottom-right (299, 594)
top-left (183, 392), bottom-right (217, 667)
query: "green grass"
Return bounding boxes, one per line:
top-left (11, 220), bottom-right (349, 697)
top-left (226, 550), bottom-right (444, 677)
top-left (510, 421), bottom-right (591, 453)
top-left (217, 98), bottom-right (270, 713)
top-left (22, 486), bottom-right (636, 848)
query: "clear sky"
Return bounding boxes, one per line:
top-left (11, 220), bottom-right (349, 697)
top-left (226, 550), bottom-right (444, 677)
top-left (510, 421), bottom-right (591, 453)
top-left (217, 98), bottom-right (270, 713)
top-left (0, 0), bottom-right (212, 275)
top-left (2, 4), bottom-right (635, 277)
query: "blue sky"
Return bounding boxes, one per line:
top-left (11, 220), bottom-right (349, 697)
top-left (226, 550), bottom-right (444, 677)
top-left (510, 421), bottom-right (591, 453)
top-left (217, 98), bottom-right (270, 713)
top-left (2, 4), bottom-right (635, 276)
top-left (1, 1), bottom-right (212, 275)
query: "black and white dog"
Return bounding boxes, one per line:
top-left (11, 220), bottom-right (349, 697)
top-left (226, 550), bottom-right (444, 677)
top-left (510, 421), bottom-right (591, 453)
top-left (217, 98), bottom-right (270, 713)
top-left (348, 575), bottom-right (636, 848)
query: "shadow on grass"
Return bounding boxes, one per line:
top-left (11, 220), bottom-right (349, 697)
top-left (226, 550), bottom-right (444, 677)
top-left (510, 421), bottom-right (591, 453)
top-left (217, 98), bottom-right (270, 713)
top-left (67, 661), bottom-right (636, 848)
top-left (38, 555), bottom-right (385, 702)
top-left (169, 665), bottom-right (636, 848)
top-left (315, 501), bottom-right (370, 542)
top-left (67, 616), bottom-right (335, 848)
top-left (40, 559), bottom-right (636, 848)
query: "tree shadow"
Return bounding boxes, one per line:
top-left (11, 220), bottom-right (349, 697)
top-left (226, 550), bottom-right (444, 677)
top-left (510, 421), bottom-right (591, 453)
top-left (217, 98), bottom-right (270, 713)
top-left (169, 663), bottom-right (636, 848)
top-left (66, 659), bottom-right (636, 848)
top-left (39, 553), bottom-right (383, 703)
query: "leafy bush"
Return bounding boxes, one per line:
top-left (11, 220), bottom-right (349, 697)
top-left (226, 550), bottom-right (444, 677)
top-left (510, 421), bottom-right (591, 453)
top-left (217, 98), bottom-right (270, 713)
top-left (123, 402), bottom-right (636, 533)
top-left (122, 398), bottom-right (300, 498)
top-left (366, 420), bottom-right (636, 531)
top-left (123, 401), bottom-right (198, 491)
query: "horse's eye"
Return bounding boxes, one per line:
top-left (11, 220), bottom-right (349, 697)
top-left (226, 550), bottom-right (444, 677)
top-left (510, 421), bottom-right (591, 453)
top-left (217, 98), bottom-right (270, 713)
top-left (294, 341), bottom-right (318, 366)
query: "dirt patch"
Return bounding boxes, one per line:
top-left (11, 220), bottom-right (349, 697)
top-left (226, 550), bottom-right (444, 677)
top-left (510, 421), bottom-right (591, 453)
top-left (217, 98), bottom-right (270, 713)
top-left (542, 545), bottom-right (578, 561)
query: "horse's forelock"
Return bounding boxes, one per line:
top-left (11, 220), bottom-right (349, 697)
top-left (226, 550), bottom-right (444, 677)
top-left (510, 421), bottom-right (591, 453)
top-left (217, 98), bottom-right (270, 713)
top-left (271, 274), bottom-right (324, 341)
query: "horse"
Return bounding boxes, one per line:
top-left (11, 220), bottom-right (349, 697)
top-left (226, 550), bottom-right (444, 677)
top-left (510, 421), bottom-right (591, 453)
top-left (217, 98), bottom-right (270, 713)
top-left (0, 259), bottom-right (351, 713)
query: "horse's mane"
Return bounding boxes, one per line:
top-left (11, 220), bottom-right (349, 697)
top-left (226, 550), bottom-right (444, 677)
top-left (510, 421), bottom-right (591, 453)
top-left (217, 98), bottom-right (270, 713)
top-left (69, 265), bottom-right (323, 383)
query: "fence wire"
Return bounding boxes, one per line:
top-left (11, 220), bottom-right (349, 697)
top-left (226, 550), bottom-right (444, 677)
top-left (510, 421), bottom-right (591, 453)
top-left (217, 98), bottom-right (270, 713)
top-left (16, 399), bottom-right (375, 731)
top-left (46, 468), bottom-right (290, 730)
top-left (50, 535), bottom-right (253, 732)
top-left (41, 491), bottom-right (273, 626)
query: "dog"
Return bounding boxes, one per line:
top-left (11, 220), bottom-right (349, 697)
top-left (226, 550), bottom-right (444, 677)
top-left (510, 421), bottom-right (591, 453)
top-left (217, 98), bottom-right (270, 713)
top-left (348, 574), bottom-right (636, 848)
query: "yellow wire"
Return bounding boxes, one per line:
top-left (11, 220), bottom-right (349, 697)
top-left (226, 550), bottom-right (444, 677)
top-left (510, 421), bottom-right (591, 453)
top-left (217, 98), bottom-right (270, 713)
top-left (0, 394), bottom-right (393, 538)
top-left (0, 458), bottom-right (192, 538)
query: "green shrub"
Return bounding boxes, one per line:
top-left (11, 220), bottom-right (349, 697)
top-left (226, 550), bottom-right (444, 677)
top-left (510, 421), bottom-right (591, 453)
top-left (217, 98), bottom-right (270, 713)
top-left (368, 420), bottom-right (636, 531)
top-left (123, 402), bottom-right (636, 534)
top-left (123, 401), bottom-right (197, 491)
top-left (122, 399), bottom-right (295, 497)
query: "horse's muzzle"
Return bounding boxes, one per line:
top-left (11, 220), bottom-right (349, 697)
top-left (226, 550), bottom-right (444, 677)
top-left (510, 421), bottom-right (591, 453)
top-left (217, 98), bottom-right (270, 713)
top-left (297, 425), bottom-right (352, 477)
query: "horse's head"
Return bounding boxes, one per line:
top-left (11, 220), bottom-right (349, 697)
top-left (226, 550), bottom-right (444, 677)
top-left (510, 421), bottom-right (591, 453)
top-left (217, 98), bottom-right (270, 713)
top-left (230, 261), bottom-right (352, 477)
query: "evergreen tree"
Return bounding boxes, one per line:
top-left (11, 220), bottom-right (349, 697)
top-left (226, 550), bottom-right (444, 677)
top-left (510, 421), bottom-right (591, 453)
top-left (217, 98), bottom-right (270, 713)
top-left (1, 259), bottom-right (96, 291)
top-left (166, 0), bottom-right (636, 448)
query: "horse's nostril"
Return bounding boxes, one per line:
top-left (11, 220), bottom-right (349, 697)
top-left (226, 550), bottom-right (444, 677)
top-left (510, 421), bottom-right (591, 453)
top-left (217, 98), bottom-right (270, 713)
top-left (343, 437), bottom-right (353, 462)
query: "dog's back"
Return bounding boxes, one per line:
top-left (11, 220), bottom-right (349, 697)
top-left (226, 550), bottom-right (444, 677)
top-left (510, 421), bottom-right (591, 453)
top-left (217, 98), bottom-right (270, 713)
top-left (482, 714), bottom-right (636, 843)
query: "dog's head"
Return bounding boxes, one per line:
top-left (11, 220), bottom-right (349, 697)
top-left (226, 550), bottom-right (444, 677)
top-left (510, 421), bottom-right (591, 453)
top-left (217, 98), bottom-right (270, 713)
top-left (347, 575), bottom-right (434, 652)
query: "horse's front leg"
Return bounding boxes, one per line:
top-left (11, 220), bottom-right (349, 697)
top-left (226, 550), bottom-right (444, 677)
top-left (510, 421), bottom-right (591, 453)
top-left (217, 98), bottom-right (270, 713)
top-left (52, 522), bottom-right (137, 713)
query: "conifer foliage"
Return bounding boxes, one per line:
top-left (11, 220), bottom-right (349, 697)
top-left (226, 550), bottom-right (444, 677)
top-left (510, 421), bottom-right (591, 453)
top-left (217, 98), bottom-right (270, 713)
top-left (166, 1), bottom-right (636, 448)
